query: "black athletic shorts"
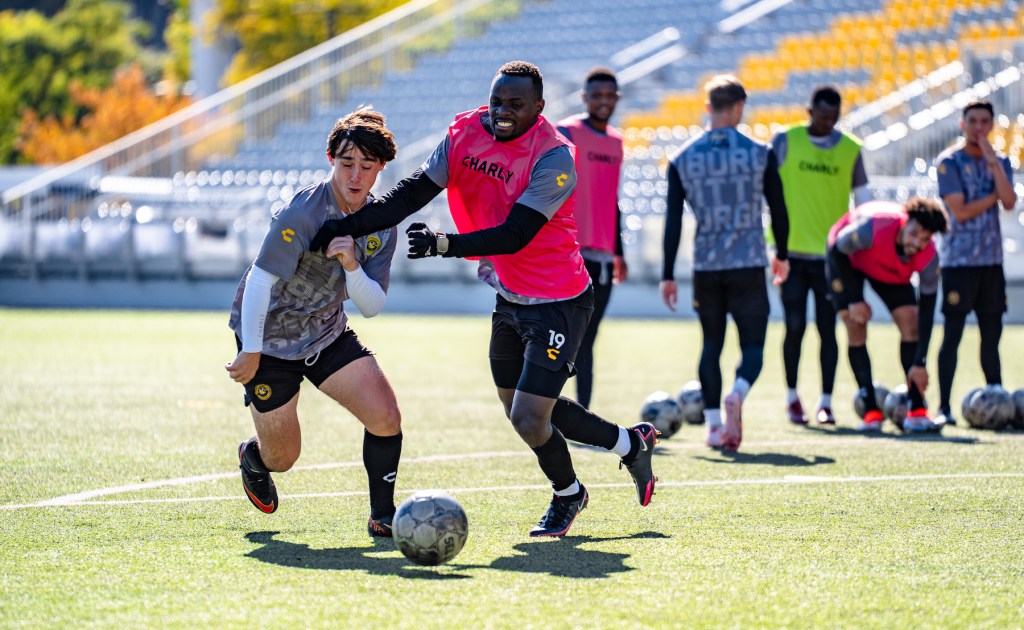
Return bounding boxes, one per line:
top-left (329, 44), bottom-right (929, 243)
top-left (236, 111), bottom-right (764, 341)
top-left (780, 257), bottom-right (829, 306)
top-left (489, 288), bottom-right (595, 395)
top-left (693, 267), bottom-right (770, 321)
top-left (941, 265), bottom-right (1007, 315)
top-left (828, 274), bottom-right (918, 313)
top-left (235, 327), bottom-right (373, 413)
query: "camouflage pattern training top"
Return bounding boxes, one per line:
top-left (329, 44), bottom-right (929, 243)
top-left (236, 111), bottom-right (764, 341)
top-left (229, 179), bottom-right (396, 360)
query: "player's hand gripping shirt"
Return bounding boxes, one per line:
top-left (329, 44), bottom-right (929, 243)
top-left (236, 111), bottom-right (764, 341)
top-left (228, 180), bottom-right (397, 359)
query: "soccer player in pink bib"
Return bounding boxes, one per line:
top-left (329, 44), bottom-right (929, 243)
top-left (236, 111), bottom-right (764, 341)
top-left (826, 197), bottom-right (949, 433)
top-left (310, 61), bottom-right (658, 538)
top-left (556, 67), bottom-right (627, 409)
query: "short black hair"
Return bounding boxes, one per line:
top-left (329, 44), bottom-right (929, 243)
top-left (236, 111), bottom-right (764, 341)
top-left (962, 99), bottom-right (994, 118)
top-left (326, 107), bottom-right (397, 163)
top-left (811, 85), bottom-right (841, 108)
top-left (584, 66), bottom-right (618, 89)
top-left (704, 75), bottom-right (746, 111)
top-left (496, 60), bottom-right (544, 100)
top-left (905, 196), bottom-right (949, 234)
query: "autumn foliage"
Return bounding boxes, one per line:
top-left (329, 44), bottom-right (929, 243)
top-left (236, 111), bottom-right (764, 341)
top-left (18, 64), bottom-right (191, 164)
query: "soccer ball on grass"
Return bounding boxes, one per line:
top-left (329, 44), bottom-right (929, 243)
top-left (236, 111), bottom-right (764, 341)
top-left (852, 382), bottom-right (890, 419)
top-left (640, 390), bottom-right (684, 439)
top-left (392, 490), bottom-right (468, 566)
top-left (675, 380), bottom-right (705, 425)
top-left (965, 385), bottom-right (1015, 431)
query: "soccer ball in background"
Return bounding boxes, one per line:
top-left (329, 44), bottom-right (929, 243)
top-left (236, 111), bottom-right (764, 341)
top-left (883, 384), bottom-right (910, 430)
top-left (640, 390), bottom-right (684, 439)
top-left (965, 385), bottom-right (1015, 431)
top-left (1011, 388), bottom-right (1024, 430)
top-left (853, 382), bottom-right (891, 419)
top-left (675, 380), bottom-right (705, 425)
top-left (961, 386), bottom-right (983, 426)
top-left (392, 490), bottom-right (468, 566)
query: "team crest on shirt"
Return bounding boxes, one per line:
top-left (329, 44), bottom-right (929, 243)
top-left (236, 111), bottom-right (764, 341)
top-left (938, 163), bottom-right (947, 175)
top-left (365, 235), bottom-right (382, 254)
top-left (254, 384), bottom-right (272, 401)
top-left (947, 291), bottom-right (960, 306)
top-left (832, 279), bottom-right (843, 292)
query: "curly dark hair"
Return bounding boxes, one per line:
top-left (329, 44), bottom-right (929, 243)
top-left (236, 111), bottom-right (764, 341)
top-left (496, 60), bottom-right (544, 100)
top-left (905, 196), bottom-right (949, 234)
top-left (326, 107), bottom-right (397, 163)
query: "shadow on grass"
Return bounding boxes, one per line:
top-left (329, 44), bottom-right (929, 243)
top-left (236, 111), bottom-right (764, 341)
top-left (244, 531), bottom-right (473, 579)
top-left (693, 452), bottom-right (835, 466)
top-left (245, 530), bottom-right (668, 579)
top-left (488, 531), bottom-right (669, 578)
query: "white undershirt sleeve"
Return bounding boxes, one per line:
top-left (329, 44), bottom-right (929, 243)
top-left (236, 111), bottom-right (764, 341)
top-left (344, 264), bottom-right (386, 317)
top-left (240, 265), bottom-right (279, 352)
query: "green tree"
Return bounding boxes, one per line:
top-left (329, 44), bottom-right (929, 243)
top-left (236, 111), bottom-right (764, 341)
top-left (0, 0), bottom-right (147, 163)
top-left (209, 0), bottom-right (406, 85)
top-left (163, 0), bottom-right (192, 89)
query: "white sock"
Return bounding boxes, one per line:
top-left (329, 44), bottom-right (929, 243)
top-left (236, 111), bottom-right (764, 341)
top-left (819, 393), bottom-right (832, 409)
top-left (787, 388), bottom-right (799, 404)
top-left (705, 408), bottom-right (723, 428)
top-left (733, 378), bottom-right (751, 401)
top-left (553, 480), bottom-right (581, 497)
top-left (611, 427), bottom-right (632, 457)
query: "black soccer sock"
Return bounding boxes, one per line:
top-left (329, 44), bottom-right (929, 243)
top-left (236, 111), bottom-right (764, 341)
top-left (899, 341), bottom-right (926, 410)
top-left (363, 430), bottom-right (402, 519)
top-left (848, 345), bottom-right (877, 410)
top-left (978, 312), bottom-right (1003, 386)
top-left (938, 312), bottom-right (966, 412)
top-left (783, 308), bottom-right (807, 389)
top-left (699, 337), bottom-right (726, 409)
top-left (550, 396), bottom-right (620, 450)
top-left (815, 306), bottom-right (839, 395)
top-left (736, 344), bottom-right (764, 387)
top-left (241, 436), bottom-right (270, 473)
top-left (531, 429), bottom-right (577, 492)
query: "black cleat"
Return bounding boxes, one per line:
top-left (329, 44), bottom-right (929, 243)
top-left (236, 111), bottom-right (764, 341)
top-left (367, 515), bottom-right (394, 537)
top-left (620, 422), bottom-right (659, 506)
top-left (529, 485), bottom-right (589, 537)
top-left (238, 439), bottom-right (278, 514)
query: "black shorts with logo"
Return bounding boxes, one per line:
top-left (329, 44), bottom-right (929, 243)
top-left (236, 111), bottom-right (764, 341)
top-left (489, 288), bottom-right (595, 396)
top-left (941, 265), bottom-right (1007, 315)
top-left (828, 273), bottom-right (918, 313)
top-left (235, 327), bottom-right (373, 413)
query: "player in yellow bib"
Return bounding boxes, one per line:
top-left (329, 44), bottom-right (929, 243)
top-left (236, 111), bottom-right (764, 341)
top-left (769, 86), bottom-right (872, 426)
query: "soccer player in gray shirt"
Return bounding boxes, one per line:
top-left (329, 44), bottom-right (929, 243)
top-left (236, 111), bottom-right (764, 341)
top-left (661, 75), bottom-right (790, 452)
top-left (934, 99), bottom-right (1018, 425)
top-left (225, 109), bottom-right (405, 538)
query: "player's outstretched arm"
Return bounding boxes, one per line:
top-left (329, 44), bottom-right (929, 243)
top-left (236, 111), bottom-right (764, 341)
top-left (405, 204), bottom-right (547, 259)
top-left (310, 169), bottom-right (443, 252)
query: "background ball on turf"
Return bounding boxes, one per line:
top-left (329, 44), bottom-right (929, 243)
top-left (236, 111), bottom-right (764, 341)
top-left (883, 384), bottom-right (910, 430)
top-left (1011, 388), bottom-right (1024, 430)
top-left (853, 381), bottom-right (890, 419)
top-left (675, 380), bottom-right (705, 425)
top-left (640, 390), bottom-right (684, 439)
top-left (966, 385), bottom-right (1015, 431)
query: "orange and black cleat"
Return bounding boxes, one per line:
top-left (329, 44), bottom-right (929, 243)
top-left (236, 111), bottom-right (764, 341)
top-left (238, 438), bottom-right (278, 514)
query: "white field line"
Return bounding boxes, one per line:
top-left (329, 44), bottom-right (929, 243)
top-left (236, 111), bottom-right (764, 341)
top-left (3, 472), bottom-right (1023, 510)
top-left (4, 435), bottom-right (1021, 511)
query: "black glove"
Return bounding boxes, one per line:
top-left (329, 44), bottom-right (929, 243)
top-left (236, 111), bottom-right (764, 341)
top-left (406, 222), bottom-right (438, 259)
top-left (309, 219), bottom-right (353, 253)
